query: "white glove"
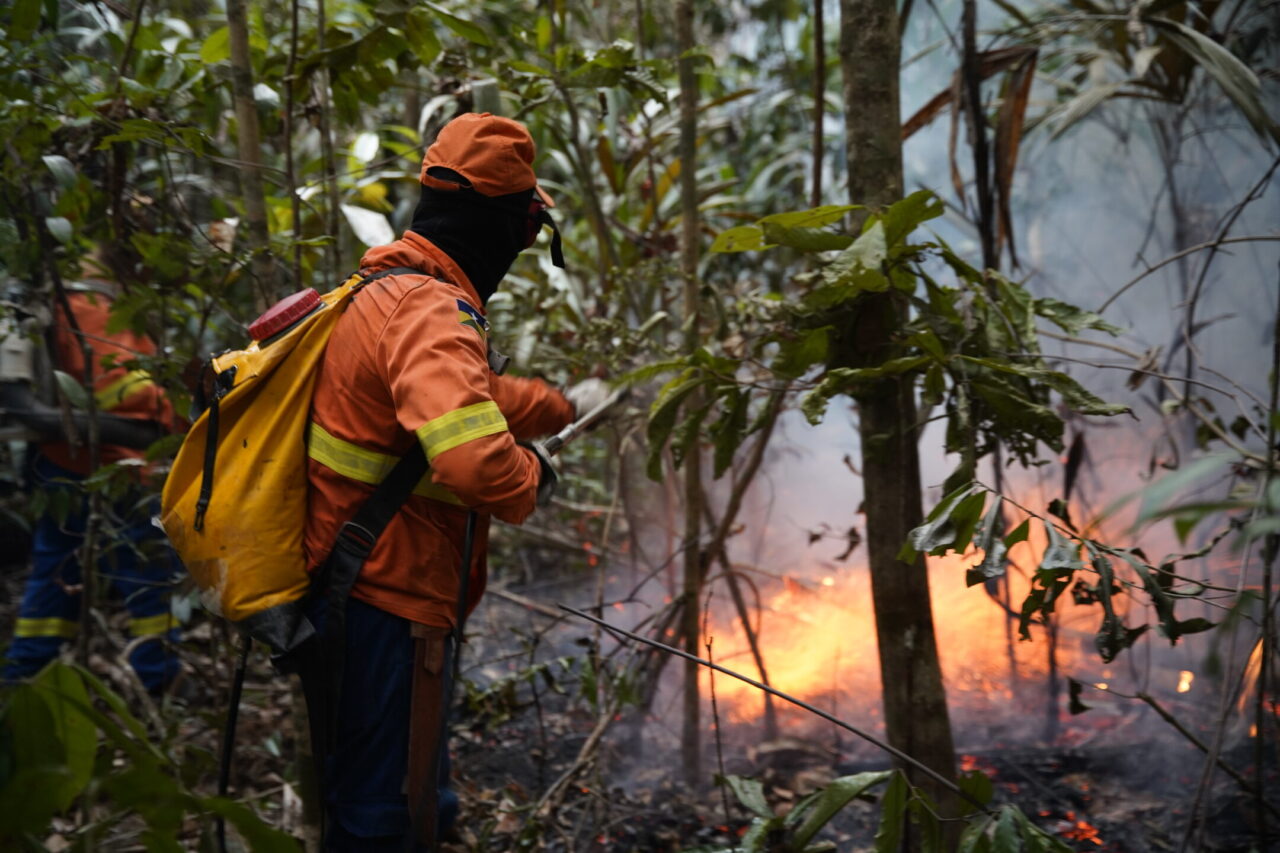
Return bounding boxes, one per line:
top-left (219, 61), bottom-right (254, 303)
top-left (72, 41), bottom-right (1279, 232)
top-left (564, 377), bottom-right (612, 418)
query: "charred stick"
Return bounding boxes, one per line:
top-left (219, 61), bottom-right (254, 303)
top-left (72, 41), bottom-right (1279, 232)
top-left (559, 604), bottom-right (987, 814)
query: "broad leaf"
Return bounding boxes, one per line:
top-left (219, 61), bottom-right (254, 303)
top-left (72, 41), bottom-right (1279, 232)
top-left (720, 774), bottom-right (774, 819)
top-left (788, 770), bottom-right (892, 849)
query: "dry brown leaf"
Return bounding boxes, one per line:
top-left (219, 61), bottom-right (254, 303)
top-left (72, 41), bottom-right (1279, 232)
top-left (994, 50), bottom-right (1038, 266)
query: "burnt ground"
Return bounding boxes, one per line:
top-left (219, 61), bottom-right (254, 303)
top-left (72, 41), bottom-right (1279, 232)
top-left (2, 536), bottom-right (1276, 852)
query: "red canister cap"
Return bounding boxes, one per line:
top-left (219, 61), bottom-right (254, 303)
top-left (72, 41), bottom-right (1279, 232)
top-left (248, 288), bottom-right (321, 341)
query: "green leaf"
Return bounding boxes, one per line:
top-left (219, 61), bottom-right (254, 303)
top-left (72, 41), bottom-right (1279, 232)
top-left (45, 216), bottom-right (73, 244)
top-left (970, 497), bottom-right (1009, 584)
top-left (958, 816), bottom-right (994, 853)
top-left (425, 3), bottom-right (493, 46)
top-left (1134, 453), bottom-right (1234, 525)
top-left (32, 664), bottom-right (96, 808)
top-left (788, 771), bottom-right (892, 849)
top-left (1033, 297), bottom-right (1122, 336)
top-left (760, 205), bottom-right (858, 230)
top-left (872, 772), bottom-right (909, 853)
top-left (822, 221), bottom-right (888, 290)
top-left (761, 222), bottom-right (852, 252)
top-left (710, 387), bottom-right (750, 479)
top-left (54, 369), bottom-right (89, 409)
top-left (9, 0), bottom-right (42, 42)
top-left (958, 769), bottom-right (995, 808)
top-left (42, 155), bottom-right (77, 189)
top-left (199, 26), bottom-right (231, 64)
top-left (879, 190), bottom-right (944, 248)
top-left (1003, 519), bottom-right (1030, 548)
top-left (710, 224), bottom-right (771, 253)
top-left (0, 686), bottom-right (68, 829)
top-left (800, 357), bottom-right (930, 425)
top-left (1040, 520), bottom-right (1080, 571)
top-left (992, 807), bottom-right (1021, 852)
top-left (771, 326), bottom-right (830, 379)
top-left (645, 371), bottom-right (706, 480)
top-left (404, 9), bottom-right (443, 65)
top-left (908, 483), bottom-right (978, 554)
top-left (720, 774), bottom-right (774, 819)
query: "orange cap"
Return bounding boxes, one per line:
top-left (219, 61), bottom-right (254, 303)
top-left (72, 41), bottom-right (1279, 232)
top-left (420, 113), bottom-right (555, 207)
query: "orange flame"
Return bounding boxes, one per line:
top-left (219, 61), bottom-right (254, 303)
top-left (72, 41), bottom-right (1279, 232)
top-left (1177, 670), bottom-right (1194, 693)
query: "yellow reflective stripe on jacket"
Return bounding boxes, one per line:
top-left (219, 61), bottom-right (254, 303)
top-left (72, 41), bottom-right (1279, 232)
top-left (129, 613), bottom-right (174, 637)
top-left (14, 616), bottom-right (78, 638)
top-left (308, 422), bottom-right (464, 505)
top-left (95, 369), bottom-right (155, 411)
top-left (414, 401), bottom-right (507, 462)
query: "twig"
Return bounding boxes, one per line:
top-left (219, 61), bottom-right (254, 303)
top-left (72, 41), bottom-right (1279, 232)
top-left (557, 605), bottom-right (987, 813)
top-left (489, 586), bottom-right (566, 620)
top-left (1097, 235), bottom-right (1280, 314)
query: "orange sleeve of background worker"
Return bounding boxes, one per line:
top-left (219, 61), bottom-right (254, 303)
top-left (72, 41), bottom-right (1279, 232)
top-left (376, 281), bottom-right (544, 524)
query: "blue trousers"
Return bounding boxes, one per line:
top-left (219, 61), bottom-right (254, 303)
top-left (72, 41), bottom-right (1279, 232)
top-left (320, 597), bottom-right (458, 851)
top-left (3, 455), bottom-right (180, 692)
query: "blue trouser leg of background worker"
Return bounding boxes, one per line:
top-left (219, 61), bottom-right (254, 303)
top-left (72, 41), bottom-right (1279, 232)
top-left (3, 455), bottom-right (180, 693)
top-left (321, 596), bottom-right (458, 851)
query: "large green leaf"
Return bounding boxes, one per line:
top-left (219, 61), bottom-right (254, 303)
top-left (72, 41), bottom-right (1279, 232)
top-left (787, 770), bottom-right (892, 849)
top-left (33, 664), bottom-right (96, 809)
top-left (872, 772), bottom-right (909, 853)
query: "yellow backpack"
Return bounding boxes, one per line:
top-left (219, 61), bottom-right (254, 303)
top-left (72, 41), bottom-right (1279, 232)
top-left (160, 268), bottom-right (418, 651)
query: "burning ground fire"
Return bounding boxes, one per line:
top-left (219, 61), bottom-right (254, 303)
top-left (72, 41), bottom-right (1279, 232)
top-left (698, 519), bottom-right (1203, 741)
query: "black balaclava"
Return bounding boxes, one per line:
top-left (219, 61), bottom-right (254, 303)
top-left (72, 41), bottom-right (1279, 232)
top-left (409, 182), bottom-right (533, 305)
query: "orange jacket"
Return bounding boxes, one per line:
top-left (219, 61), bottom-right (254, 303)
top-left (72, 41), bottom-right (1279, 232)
top-left (303, 232), bottom-right (574, 627)
top-left (41, 290), bottom-right (176, 476)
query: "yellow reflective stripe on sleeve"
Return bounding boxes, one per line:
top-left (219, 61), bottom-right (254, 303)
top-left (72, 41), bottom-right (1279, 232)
top-left (309, 422), bottom-right (396, 485)
top-left (307, 423), bottom-right (465, 506)
top-left (129, 613), bottom-right (175, 637)
top-left (415, 401), bottom-right (507, 461)
top-left (14, 616), bottom-right (79, 638)
top-left (95, 369), bottom-right (155, 411)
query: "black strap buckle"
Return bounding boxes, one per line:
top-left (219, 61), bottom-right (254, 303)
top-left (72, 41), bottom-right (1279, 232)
top-left (334, 520), bottom-right (377, 559)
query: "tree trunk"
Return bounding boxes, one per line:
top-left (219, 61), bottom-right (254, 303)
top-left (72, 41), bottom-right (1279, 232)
top-left (676, 0), bottom-right (704, 788)
top-left (838, 0), bottom-right (957, 814)
top-left (225, 0), bottom-right (280, 305)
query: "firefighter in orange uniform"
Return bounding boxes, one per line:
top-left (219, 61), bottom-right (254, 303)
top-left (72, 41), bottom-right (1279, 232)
top-left (3, 280), bottom-right (181, 693)
top-left (300, 113), bottom-right (605, 850)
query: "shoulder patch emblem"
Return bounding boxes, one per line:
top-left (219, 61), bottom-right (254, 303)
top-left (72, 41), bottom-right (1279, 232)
top-left (456, 299), bottom-right (488, 339)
